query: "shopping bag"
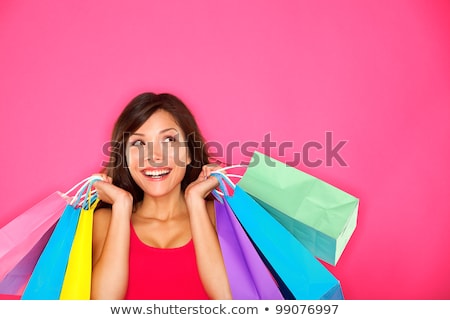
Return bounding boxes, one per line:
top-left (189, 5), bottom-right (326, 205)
top-left (0, 192), bottom-right (68, 282)
top-left (21, 176), bottom-right (102, 300)
top-left (20, 204), bottom-right (81, 300)
top-left (238, 151), bottom-right (359, 266)
top-left (211, 172), bottom-right (344, 300)
top-left (215, 198), bottom-right (284, 300)
top-left (0, 223), bottom-right (56, 295)
top-left (60, 197), bottom-right (99, 300)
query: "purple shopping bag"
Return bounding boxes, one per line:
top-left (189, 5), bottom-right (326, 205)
top-left (215, 199), bottom-right (284, 300)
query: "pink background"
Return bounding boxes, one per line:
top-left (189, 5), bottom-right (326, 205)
top-left (1, 0), bottom-right (449, 299)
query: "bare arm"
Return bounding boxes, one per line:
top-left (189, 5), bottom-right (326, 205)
top-left (184, 167), bottom-right (232, 300)
top-left (91, 179), bottom-right (133, 300)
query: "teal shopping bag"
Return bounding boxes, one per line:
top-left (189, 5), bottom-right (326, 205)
top-left (211, 172), bottom-right (344, 300)
top-left (238, 151), bottom-right (359, 266)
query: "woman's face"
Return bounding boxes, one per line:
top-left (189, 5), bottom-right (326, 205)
top-left (126, 109), bottom-right (191, 198)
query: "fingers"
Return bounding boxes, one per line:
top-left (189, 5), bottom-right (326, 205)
top-left (92, 173), bottom-right (112, 185)
top-left (202, 163), bottom-right (222, 181)
top-left (202, 164), bottom-right (222, 192)
top-left (91, 174), bottom-right (113, 203)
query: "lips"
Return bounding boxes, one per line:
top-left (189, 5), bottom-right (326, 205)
top-left (141, 167), bottom-right (172, 179)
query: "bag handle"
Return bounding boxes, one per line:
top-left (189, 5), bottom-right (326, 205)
top-left (78, 177), bottom-right (102, 210)
top-left (63, 177), bottom-right (94, 197)
top-left (210, 170), bottom-right (238, 202)
top-left (209, 164), bottom-right (246, 201)
top-left (72, 176), bottom-right (103, 208)
top-left (62, 176), bottom-right (104, 208)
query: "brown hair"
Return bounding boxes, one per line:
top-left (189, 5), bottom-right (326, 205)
top-left (99, 92), bottom-right (211, 210)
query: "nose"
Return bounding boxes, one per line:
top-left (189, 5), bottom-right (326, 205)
top-left (145, 141), bottom-right (164, 164)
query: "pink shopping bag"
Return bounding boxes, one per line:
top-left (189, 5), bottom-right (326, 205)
top-left (0, 223), bottom-right (56, 295)
top-left (0, 192), bottom-right (68, 283)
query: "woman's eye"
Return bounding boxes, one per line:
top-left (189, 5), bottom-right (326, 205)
top-left (130, 140), bottom-right (145, 147)
top-left (163, 136), bottom-right (176, 143)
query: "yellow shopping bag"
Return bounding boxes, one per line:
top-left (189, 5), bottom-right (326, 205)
top-left (59, 196), bottom-right (99, 299)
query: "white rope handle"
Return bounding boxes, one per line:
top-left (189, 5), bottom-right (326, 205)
top-left (66, 175), bottom-right (104, 206)
top-left (63, 176), bottom-right (94, 197)
top-left (214, 164), bottom-right (246, 181)
top-left (225, 173), bottom-right (243, 179)
top-left (210, 170), bottom-right (236, 189)
top-left (72, 190), bottom-right (97, 207)
top-left (216, 164), bottom-right (247, 173)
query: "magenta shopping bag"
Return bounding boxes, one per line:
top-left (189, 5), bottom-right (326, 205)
top-left (215, 199), bottom-right (284, 300)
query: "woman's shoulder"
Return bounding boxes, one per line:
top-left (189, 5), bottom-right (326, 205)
top-left (93, 205), bottom-right (113, 226)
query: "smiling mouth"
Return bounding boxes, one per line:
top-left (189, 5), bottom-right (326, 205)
top-left (142, 169), bottom-right (171, 179)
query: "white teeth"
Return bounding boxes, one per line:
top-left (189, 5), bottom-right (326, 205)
top-left (144, 169), bottom-right (170, 177)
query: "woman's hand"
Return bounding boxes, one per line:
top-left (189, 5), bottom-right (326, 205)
top-left (184, 164), bottom-right (221, 202)
top-left (92, 174), bottom-right (133, 214)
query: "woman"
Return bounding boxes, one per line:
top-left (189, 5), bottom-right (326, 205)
top-left (91, 92), bottom-right (232, 300)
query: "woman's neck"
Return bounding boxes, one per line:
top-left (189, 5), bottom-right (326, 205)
top-left (136, 189), bottom-right (187, 221)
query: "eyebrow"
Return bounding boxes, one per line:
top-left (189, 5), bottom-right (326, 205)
top-left (130, 128), bottom-right (179, 137)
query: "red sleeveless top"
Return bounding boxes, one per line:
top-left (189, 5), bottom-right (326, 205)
top-left (124, 224), bottom-right (210, 300)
